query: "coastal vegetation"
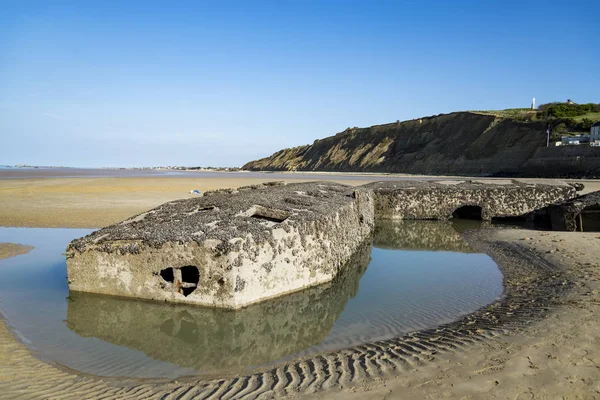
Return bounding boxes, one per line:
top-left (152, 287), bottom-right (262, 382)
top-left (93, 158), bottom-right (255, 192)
top-left (537, 102), bottom-right (600, 119)
top-left (472, 108), bottom-right (537, 120)
top-left (474, 102), bottom-right (600, 133)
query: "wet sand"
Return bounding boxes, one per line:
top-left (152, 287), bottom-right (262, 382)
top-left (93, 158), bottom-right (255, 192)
top-left (1, 229), bottom-right (599, 399)
top-left (1, 173), bottom-right (600, 398)
top-left (0, 243), bottom-right (33, 260)
top-left (0, 176), bottom-right (375, 228)
top-left (1, 173), bottom-right (597, 229)
top-left (316, 229), bottom-right (600, 399)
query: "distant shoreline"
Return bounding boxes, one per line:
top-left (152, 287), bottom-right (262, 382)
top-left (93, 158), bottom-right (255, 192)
top-left (3, 166), bottom-right (600, 181)
top-left (0, 166), bottom-right (446, 181)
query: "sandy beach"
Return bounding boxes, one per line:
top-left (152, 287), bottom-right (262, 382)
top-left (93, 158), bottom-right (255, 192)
top-left (313, 229), bottom-right (600, 399)
top-left (1, 174), bottom-right (599, 399)
top-left (1, 172), bottom-right (598, 228)
top-left (3, 0), bottom-right (597, 396)
top-left (0, 176), bottom-right (377, 228)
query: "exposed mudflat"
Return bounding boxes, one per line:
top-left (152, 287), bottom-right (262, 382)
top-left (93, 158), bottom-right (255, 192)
top-left (1, 174), bottom-right (596, 229)
top-left (2, 229), bottom-right (599, 399)
top-left (0, 176), bottom-right (375, 229)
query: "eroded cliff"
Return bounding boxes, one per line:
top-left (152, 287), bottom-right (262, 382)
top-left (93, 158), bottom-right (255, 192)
top-left (242, 112), bottom-right (600, 177)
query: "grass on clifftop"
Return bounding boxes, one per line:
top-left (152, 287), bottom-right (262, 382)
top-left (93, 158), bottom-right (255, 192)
top-left (471, 108), bottom-right (544, 123)
top-left (570, 112), bottom-right (600, 122)
top-left (471, 103), bottom-right (600, 129)
top-left (471, 108), bottom-right (537, 119)
top-left (470, 104), bottom-right (600, 139)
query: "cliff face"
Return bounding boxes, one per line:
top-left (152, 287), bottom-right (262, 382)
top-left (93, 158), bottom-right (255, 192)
top-left (242, 112), bottom-right (600, 177)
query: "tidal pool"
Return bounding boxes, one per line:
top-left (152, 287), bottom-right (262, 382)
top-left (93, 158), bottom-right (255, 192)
top-left (0, 221), bottom-right (503, 378)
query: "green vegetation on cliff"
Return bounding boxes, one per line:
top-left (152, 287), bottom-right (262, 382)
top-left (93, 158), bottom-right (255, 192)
top-left (474, 103), bottom-right (600, 130)
top-left (537, 102), bottom-right (600, 119)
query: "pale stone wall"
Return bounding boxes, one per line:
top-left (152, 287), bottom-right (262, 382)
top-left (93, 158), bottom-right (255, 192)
top-left (66, 240), bottom-right (237, 307)
top-left (229, 193), bottom-right (373, 307)
top-left (365, 180), bottom-right (576, 221)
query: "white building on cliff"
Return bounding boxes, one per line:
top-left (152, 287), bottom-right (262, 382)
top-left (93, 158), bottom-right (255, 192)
top-left (591, 122), bottom-right (600, 140)
top-left (591, 122), bottom-right (600, 146)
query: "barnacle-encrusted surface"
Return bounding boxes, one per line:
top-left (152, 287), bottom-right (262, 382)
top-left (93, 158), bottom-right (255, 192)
top-left (66, 181), bottom-right (374, 308)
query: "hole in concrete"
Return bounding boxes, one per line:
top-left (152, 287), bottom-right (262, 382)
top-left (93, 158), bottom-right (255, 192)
top-left (248, 205), bottom-right (291, 223)
top-left (577, 204), bottom-right (600, 232)
top-left (159, 266), bottom-right (199, 296)
top-left (217, 277), bottom-right (225, 286)
top-left (452, 205), bottom-right (483, 220)
top-left (160, 267), bottom-right (174, 283)
top-left (180, 266), bottom-right (200, 296)
top-left (491, 215), bottom-right (527, 224)
top-left (185, 205), bottom-right (217, 216)
top-left (251, 214), bottom-right (287, 223)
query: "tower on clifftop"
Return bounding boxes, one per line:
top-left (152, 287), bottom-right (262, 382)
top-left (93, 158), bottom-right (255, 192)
top-left (531, 97), bottom-right (536, 110)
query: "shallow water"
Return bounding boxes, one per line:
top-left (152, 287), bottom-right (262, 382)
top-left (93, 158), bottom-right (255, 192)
top-left (0, 221), bottom-right (503, 378)
top-left (0, 166), bottom-right (441, 181)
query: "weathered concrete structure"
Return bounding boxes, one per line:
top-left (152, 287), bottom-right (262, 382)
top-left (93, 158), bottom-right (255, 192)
top-left (66, 179), bottom-right (577, 308)
top-left (364, 180), bottom-right (576, 221)
top-left (66, 181), bottom-right (374, 309)
top-left (548, 191), bottom-right (600, 231)
top-left (66, 242), bottom-right (370, 374)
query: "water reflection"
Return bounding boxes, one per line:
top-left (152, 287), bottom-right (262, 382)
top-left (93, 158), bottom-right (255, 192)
top-left (373, 219), bottom-right (488, 252)
top-left (66, 241), bottom-right (371, 374)
top-left (0, 222), bottom-right (502, 378)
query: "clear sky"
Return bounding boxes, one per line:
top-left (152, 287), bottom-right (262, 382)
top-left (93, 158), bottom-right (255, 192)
top-left (1, 0), bottom-right (599, 168)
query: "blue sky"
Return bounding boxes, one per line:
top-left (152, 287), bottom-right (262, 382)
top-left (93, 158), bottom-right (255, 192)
top-left (1, 0), bottom-right (598, 167)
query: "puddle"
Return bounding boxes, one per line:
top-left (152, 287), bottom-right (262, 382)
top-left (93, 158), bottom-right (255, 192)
top-left (0, 221), bottom-right (503, 378)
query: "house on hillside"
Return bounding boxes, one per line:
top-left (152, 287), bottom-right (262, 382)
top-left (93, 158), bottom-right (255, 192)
top-left (561, 135), bottom-right (590, 145)
top-left (591, 122), bottom-right (600, 146)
